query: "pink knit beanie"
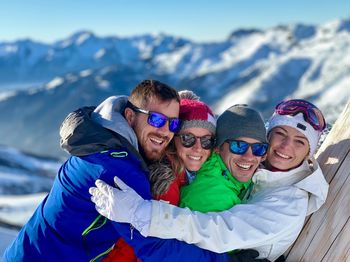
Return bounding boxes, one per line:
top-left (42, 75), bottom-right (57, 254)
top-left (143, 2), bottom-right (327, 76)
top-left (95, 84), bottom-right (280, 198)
top-left (179, 99), bottom-right (216, 134)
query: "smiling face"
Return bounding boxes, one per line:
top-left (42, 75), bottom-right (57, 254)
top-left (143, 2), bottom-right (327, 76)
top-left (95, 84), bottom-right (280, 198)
top-left (219, 137), bottom-right (264, 182)
top-left (174, 127), bottom-right (213, 172)
top-left (266, 125), bottom-right (310, 170)
top-left (126, 97), bottom-right (180, 162)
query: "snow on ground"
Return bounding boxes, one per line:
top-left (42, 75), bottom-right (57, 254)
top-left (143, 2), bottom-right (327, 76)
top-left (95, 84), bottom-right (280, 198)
top-left (0, 193), bottom-right (47, 259)
top-left (0, 193), bottom-right (47, 258)
top-left (0, 146), bottom-right (58, 258)
top-left (0, 227), bottom-right (18, 261)
top-left (0, 193), bottom-right (47, 227)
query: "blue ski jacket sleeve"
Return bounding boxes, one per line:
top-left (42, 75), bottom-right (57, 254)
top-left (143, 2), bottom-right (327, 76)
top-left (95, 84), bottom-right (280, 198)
top-left (3, 149), bottom-right (152, 262)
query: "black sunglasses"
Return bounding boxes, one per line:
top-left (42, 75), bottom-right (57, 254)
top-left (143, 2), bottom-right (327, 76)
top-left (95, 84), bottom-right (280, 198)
top-left (227, 140), bottom-right (268, 157)
top-left (127, 101), bottom-right (182, 133)
top-left (176, 133), bottom-right (215, 150)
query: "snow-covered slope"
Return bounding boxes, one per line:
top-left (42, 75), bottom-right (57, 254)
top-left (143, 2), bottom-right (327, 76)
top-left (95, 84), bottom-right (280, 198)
top-left (0, 146), bottom-right (58, 256)
top-left (0, 17), bottom-right (350, 157)
top-left (0, 31), bottom-right (190, 85)
top-left (214, 20), bottom-right (350, 123)
top-left (0, 145), bottom-right (59, 195)
top-left (0, 145), bottom-right (58, 224)
top-left (0, 227), bottom-right (18, 259)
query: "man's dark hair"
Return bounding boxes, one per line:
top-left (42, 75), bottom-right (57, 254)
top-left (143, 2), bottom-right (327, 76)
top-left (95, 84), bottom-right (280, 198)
top-left (129, 79), bottom-right (180, 107)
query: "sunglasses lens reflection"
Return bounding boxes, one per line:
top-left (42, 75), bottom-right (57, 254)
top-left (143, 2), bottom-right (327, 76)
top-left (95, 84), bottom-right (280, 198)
top-left (229, 140), bottom-right (268, 157)
top-left (179, 134), bottom-right (214, 150)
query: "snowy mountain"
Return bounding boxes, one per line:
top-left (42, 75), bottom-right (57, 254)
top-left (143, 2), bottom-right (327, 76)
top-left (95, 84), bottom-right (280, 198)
top-left (0, 145), bottom-right (57, 252)
top-left (0, 31), bottom-right (190, 86)
top-left (0, 145), bottom-right (59, 195)
top-left (0, 144), bottom-right (59, 228)
top-left (0, 18), bottom-right (350, 158)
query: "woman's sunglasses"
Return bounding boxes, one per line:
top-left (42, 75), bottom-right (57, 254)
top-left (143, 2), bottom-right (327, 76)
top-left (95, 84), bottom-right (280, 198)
top-left (127, 101), bottom-right (182, 133)
top-left (227, 140), bottom-right (269, 157)
top-left (176, 133), bottom-right (215, 150)
top-left (274, 99), bottom-right (326, 131)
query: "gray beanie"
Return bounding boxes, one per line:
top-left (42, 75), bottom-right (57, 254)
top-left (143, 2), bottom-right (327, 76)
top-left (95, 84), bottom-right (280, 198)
top-left (216, 105), bottom-right (267, 147)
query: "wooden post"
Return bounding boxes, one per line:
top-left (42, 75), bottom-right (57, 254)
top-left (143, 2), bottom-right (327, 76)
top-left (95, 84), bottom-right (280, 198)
top-left (286, 99), bottom-right (350, 261)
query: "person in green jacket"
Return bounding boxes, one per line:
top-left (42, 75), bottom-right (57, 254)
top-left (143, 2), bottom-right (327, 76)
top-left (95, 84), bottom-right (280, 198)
top-left (180, 104), bottom-right (269, 213)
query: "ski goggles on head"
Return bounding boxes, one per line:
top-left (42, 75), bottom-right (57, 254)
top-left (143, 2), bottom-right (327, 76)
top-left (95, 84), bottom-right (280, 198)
top-left (274, 99), bottom-right (326, 131)
top-left (127, 101), bottom-right (182, 133)
top-left (176, 133), bottom-right (215, 150)
top-left (227, 140), bottom-right (269, 157)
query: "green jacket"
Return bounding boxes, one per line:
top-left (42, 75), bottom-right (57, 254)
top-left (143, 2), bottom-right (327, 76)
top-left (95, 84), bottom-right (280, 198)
top-left (180, 152), bottom-right (251, 212)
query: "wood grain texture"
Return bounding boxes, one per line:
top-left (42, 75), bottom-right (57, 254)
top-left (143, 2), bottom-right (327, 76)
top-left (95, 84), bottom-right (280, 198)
top-left (286, 99), bottom-right (350, 262)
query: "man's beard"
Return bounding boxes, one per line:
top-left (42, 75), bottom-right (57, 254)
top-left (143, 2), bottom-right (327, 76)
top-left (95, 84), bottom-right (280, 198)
top-left (139, 144), bottom-right (166, 165)
top-left (145, 146), bottom-right (165, 162)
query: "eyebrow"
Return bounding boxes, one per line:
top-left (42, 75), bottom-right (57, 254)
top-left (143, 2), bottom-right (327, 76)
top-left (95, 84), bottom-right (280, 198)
top-left (275, 127), bottom-right (308, 141)
top-left (274, 126), bottom-right (288, 133)
top-left (295, 136), bottom-right (308, 141)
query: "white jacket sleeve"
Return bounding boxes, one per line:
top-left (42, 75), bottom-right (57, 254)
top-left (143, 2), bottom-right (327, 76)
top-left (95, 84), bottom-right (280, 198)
top-left (148, 186), bottom-right (309, 259)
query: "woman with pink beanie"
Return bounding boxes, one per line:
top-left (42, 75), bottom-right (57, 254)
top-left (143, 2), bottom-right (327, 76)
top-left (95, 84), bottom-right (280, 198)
top-left (103, 91), bottom-right (216, 261)
top-left (149, 91), bottom-right (217, 206)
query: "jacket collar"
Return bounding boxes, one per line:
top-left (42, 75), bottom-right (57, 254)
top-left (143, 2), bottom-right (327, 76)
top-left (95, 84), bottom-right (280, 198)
top-left (252, 158), bottom-right (329, 215)
top-left (60, 96), bottom-right (139, 157)
top-left (91, 96), bottom-right (138, 151)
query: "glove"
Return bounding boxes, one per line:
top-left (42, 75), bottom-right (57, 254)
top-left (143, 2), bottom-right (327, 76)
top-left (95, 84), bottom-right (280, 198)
top-left (89, 176), bottom-right (152, 235)
top-left (228, 249), bottom-right (271, 262)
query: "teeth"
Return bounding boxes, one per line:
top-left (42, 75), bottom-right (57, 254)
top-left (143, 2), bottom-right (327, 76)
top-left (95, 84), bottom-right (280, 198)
top-left (188, 155), bottom-right (201, 161)
top-left (275, 151), bottom-right (291, 159)
top-left (150, 137), bottom-right (163, 144)
top-left (236, 163), bottom-right (251, 170)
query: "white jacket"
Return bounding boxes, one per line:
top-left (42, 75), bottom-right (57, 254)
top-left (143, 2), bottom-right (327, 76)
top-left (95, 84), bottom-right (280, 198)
top-left (147, 158), bottom-right (329, 261)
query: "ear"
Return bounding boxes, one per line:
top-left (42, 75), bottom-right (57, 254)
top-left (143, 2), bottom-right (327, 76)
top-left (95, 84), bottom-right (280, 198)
top-left (124, 107), bottom-right (135, 125)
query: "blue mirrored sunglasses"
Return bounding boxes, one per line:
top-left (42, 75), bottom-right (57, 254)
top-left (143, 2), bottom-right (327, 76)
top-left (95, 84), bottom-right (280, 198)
top-left (227, 140), bottom-right (268, 157)
top-left (127, 101), bottom-right (182, 133)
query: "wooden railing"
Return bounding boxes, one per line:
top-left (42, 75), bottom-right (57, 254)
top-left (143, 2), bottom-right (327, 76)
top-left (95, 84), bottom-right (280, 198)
top-left (286, 99), bottom-right (350, 261)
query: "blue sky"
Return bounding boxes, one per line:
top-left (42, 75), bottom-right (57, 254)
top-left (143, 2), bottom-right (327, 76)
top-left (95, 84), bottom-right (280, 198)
top-left (1, 0), bottom-right (350, 43)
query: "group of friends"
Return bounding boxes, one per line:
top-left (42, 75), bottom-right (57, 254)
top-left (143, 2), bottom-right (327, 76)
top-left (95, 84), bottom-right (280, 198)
top-left (4, 79), bottom-right (329, 262)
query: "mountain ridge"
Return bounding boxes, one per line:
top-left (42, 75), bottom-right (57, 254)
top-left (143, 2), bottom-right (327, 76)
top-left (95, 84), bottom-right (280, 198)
top-left (0, 17), bottom-right (349, 158)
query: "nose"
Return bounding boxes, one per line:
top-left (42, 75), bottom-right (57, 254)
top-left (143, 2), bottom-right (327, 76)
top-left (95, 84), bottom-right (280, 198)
top-left (242, 146), bottom-right (255, 158)
top-left (157, 121), bottom-right (171, 135)
top-left (280, 137), bottom-right (291, 148)
top-left (192, 138), bottom-right (202, 151)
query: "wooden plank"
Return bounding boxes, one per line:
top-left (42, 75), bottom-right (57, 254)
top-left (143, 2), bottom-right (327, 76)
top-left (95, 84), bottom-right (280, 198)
top-left (316, 100), bottom-right (350, 183)
top-left (286, 99), bottom-right (350, 261)
top-left (322, 217), bottom-right (350, 261)
top-left (286, 150), bottom-right (350, 261)
top-left (317, 139), bottom-right (350, 183)
top-left (298, 157), bottom-right (350, 261)
top-left (286, 149), bottom-right (350, 259)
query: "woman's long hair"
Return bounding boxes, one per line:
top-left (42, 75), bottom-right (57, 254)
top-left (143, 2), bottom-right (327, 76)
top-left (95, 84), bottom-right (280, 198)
top-left (148, 140), bottom-right (185, 197)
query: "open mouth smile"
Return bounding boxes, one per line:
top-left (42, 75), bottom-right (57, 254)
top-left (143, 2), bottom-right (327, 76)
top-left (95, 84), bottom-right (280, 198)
top-left (275, 150), bottom-right (292, 159)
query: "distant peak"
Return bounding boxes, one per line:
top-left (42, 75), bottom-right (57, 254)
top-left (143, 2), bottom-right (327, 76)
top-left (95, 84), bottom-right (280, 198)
top-left (291, 24), bottom-right (316, 40)
top-left (70, 30), bottom-right (95, 39)
top-left (71, 31), bottom-right (95, 44)
top-left (5, 38), bottom-right (44, 46)
top-left (228, 28), bottom-right (262, 39)
top-left (337, 16), bottom-right (350, 33)
top-left (57, 30), bottom-right (96, 47)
